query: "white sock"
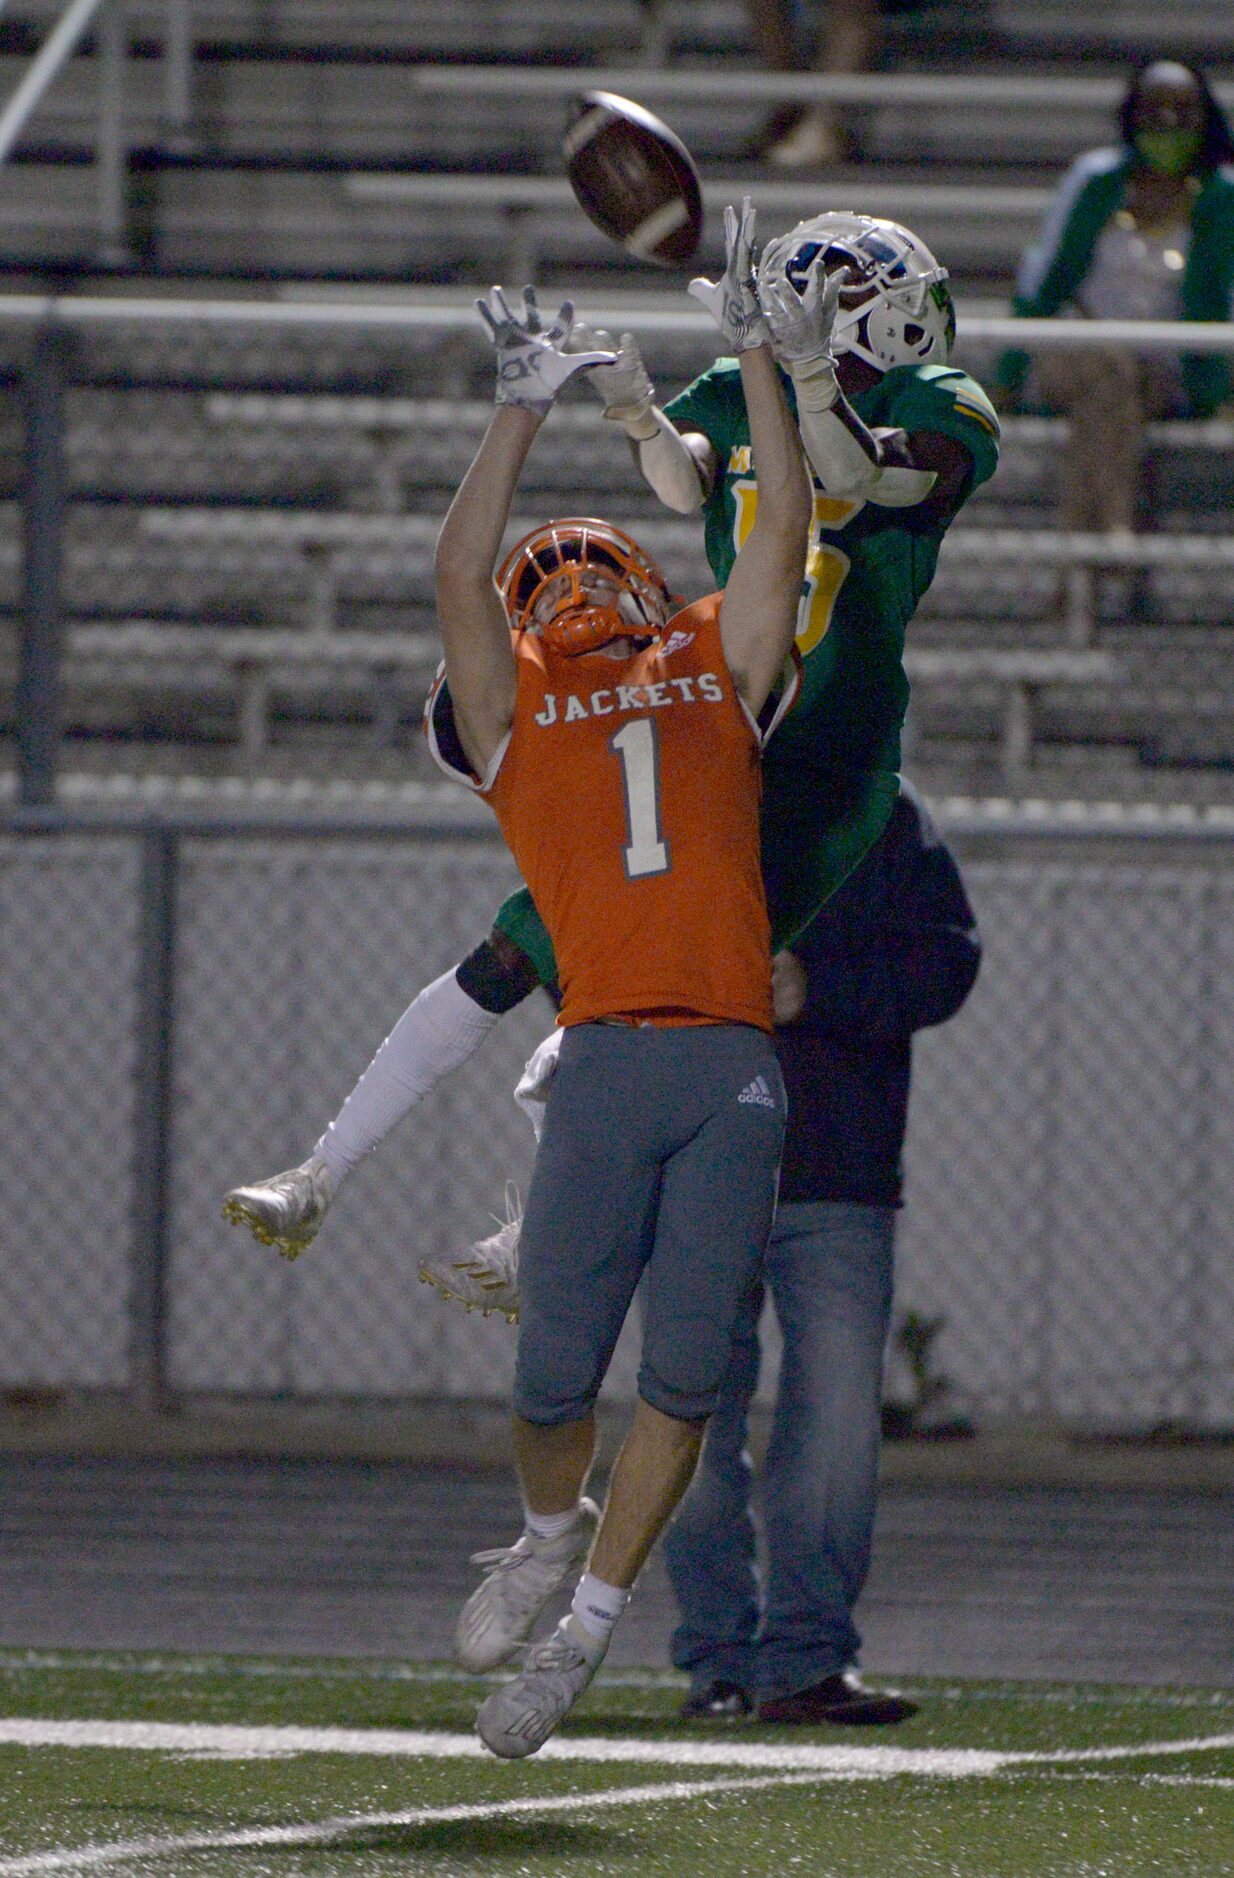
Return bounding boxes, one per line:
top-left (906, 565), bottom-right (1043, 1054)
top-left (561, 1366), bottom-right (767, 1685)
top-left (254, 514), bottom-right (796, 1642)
top-left (571, 1572), bottom-right (630, 1647)
top-left (524, 1504), bottom-right (581, 1543)
top-left (315, 969), bottom-right (498, 1183)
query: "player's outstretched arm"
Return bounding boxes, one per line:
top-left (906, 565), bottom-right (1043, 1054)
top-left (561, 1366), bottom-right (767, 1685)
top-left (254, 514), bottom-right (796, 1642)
top-left (721, 344), bottom-right (811, 715)
top-left (759, 265), bottom-right (940, 508)
top-left (571, 321), bottom-right (710, 513)
top-left (689, 202), bottom-right (811, 716)
top-left (435, 288), bottom-right (615, 775)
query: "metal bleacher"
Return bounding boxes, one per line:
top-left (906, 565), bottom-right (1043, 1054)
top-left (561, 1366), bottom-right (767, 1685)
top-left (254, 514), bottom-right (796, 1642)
top-left (2, 1), bottom-right (1233, 286)
top-left (0, 0), bottom-right (1232, 800)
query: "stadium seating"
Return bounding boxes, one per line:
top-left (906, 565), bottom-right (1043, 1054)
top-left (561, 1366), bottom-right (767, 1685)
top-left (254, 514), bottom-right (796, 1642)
top-left (2, 397), bottom-right (1231, 792)
top-left (0, 2), bottom-right (1230, 287)
top-left (0, 0), bottom-right (1231, 799)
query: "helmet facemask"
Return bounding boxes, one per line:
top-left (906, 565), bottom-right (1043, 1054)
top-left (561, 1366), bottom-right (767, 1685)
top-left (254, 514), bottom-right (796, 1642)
top-left (498, 519), bottom-right (675, 656)
top-left (758, 213), bottom-right (956, 373)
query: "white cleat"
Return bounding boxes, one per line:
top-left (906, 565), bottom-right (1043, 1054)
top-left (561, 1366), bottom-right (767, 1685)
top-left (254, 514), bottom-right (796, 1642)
top-left (222, 1155), bottom-right (335, 1261)
top-left (418, 1185), bottom-right (522, 1321)
top-left (454, 1498), bottom-right (600, 1674)
top-left (476, 1614), bottom-right (608, 1759)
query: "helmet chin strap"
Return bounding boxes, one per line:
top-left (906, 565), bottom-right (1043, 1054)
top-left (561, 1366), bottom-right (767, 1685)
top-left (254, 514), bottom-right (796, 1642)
top-left (539, 573), bottom-right (666, 655)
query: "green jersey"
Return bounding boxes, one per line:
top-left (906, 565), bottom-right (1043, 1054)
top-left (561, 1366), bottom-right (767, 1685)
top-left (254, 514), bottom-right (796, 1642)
top-left (665, 359), bottom-right (1000, 783)
top-left (492, 356), bottom-right (1000, 980)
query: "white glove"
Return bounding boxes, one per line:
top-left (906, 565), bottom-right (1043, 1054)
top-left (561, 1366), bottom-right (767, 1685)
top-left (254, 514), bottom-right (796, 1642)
top-left (687, 198), bottom-right (770, 353)
top-left (571, 322), bottom-right (658, 437)
top-left (761, 264), bottom-right (849, 367)
top-left (760, 266), bottom-right (850, 413)
top-left (476, 286), bottom-right (617, 415)
top-left (513, 1028), bottom-right (564, 1142)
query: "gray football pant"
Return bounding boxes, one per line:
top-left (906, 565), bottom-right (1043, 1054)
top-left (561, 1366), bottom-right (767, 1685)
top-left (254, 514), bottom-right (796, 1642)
top-left (513, 1021), bottom-right (786, 1427)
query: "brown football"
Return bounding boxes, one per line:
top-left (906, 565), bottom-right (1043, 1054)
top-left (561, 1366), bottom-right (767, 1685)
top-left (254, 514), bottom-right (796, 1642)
top-left (562, 91), bottom-right (704, 268)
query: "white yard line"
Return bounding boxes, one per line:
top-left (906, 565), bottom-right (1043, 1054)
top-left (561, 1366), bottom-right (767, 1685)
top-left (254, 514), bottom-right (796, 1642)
top-left (0, 1771), bottom-right (866, 1876)
top-left (1049, 1771), bottom-right (1234, 1790)
top-left (0, 1717), bottom-right (1231, 1877)
top-left (1008, 1734), bottom-right (1234, 1766)
top-left (3, 1716), bottom-right (1234, 1773)
top-left (1142, 1774), bottom-right (1234, 1788)
top-left (0, 1717), bottom-right (1004, 1775)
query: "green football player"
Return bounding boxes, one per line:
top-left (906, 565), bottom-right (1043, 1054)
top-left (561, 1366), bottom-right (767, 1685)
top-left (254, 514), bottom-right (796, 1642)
top-left (224, 204), bottom-right (1000, 1304)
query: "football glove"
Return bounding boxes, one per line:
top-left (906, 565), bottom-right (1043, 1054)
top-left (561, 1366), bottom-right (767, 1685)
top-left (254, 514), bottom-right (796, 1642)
top-left (759, 267), bottom-right (850, 413)
top-left (687, 198), bottom-right (770, 353)
top-left (476, 286), bottom-right (617, 415)
top-left (571, 323), bottom-right (657, 436)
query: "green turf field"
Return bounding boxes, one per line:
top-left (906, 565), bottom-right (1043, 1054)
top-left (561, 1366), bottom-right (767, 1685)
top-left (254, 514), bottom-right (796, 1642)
top-left (1, 1650), bottom-right (1231, 1875)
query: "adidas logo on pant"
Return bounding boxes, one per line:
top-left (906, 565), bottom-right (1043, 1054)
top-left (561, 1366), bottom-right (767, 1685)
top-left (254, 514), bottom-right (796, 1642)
top-left (737, 1075), bottom-right (777, 1110)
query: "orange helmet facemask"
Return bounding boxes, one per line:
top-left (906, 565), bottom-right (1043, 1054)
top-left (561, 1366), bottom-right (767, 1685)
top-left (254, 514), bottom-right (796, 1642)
top-left (497, 518), bottom-right (677, 656)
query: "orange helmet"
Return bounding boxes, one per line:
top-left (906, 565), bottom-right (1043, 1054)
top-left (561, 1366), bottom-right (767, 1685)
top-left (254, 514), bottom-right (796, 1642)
top-left (497, 517), bottom-right (676, 656)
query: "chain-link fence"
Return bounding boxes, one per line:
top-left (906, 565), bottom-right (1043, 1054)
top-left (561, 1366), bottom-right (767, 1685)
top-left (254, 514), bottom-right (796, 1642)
top-left (3, 805), bottom-right (1232, 1431)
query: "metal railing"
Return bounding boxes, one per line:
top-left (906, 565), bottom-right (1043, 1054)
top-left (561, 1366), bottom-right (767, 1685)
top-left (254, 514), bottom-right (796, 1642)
top-left (0, 290), bottom-right (1230, 352)
top-left (405, 63), bottom-right (1234, 116)
top-left (0, 0), bottom-right (194, 260)
top-left (0, 0), bottom-right (124, 258)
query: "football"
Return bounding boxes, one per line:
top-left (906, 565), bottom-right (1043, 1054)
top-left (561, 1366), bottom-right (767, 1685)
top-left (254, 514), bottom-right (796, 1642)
top-left (562, 91), bottom-right (704, 268)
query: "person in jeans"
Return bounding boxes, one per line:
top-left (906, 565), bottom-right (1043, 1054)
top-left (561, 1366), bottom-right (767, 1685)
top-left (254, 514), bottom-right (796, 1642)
top-left (664, 779), bottom-right (980, 1725)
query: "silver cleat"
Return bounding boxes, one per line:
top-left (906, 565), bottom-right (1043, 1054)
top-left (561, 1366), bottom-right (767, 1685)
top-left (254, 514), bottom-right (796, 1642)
top-left (475, 1614), bottom-right (608, 1758)
top-left (455, 1498), bottom-right (600, 1675)
top-left (418, 1183), bottom-right (522, 1321)
top-left (222, 1155), bottom-right (335, 1261)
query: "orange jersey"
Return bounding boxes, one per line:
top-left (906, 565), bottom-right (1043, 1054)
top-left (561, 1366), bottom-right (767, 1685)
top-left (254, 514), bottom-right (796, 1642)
top-left (429, 595), bottom-right (775, 1031)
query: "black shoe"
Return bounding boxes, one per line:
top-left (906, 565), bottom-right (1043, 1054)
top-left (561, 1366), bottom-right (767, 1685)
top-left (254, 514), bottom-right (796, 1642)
top-left (679, 1678), bottom-right (753, 1720)
top-left (757, 1671), bottom-right (918, 1727)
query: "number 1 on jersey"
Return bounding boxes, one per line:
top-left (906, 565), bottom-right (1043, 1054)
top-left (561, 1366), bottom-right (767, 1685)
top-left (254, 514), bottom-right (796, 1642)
top-left (610, 717), bottom-right (671, 878)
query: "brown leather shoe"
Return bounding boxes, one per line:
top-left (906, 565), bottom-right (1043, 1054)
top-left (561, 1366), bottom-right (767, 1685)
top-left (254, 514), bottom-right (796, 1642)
top-left (757, 1671), bottom-right (918, 1726)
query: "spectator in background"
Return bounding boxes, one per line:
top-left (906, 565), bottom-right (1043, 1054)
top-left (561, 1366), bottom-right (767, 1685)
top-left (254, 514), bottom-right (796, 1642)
top-left (742, 0), bottom-right (940, 167)
top-left (995, 61), bottom-right (1234, 537)
top-left (664, 780), bottom-right (980, 1725)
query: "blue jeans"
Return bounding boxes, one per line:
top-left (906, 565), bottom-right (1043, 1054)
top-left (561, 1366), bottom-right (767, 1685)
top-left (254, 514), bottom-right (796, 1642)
top-left (663, 1200), bottom-right (896, 1703)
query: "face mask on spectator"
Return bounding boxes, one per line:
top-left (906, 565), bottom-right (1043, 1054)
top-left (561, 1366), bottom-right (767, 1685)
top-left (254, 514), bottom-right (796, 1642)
top-left (1134, 128), bottom-right (1203, 176)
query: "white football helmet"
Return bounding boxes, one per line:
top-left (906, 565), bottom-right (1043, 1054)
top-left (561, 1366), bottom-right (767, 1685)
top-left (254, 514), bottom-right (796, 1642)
top-left (757, 211), bottom-right (955, 373)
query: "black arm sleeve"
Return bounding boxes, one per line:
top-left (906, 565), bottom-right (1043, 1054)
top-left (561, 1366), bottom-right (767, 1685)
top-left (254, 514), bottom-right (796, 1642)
top-left (455, 931), bottom-right (542, 1015)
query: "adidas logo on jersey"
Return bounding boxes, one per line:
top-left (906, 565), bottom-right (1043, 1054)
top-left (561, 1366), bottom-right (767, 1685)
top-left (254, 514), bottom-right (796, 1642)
top-left (738, 1075), bottom-right (777, 1110)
